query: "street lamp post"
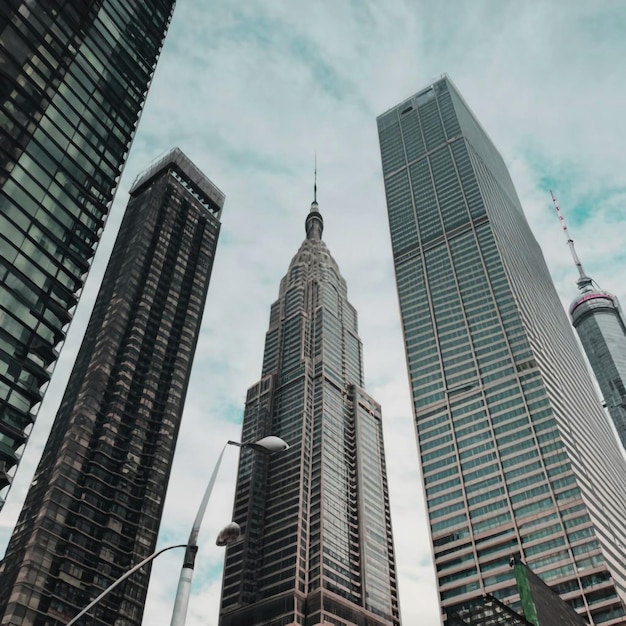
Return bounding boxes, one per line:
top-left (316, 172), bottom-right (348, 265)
top-left (66, 544), bottom-right (187, 626)
top-left (169, 436), bottom-right (289, 626)
top-left (64, 436), bottom-right (288, 626)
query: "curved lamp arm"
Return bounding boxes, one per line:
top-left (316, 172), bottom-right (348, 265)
top-left (66, 543), bottom-right (187, 626)
top-left (170, 443), bottom-right (229, 626)
top-left (170, 436), bottom-right (288, 626)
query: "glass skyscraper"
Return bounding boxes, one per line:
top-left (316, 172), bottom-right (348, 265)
top-left (219, 193), bottom-right (400, 626)
top-left (377, 75), bottom-right (626, 625)
top-left (0, 149), bottom-right (223, 626)
top-left (0, 0), bottom-right (177, 509)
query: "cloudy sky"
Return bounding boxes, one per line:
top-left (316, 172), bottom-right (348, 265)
top-left (2, 1), bottom-right (626, 625)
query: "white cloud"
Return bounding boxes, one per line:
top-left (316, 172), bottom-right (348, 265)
top-left (1, 1), bottom-right (625, 625)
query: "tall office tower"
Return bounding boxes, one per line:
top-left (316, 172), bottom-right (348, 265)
top-left (377, 75), bottom-right (626, 625)
top-left (551, 193), bottom-right (626, 451)
top-left (0, 149), bottom-right (224, 626)
top-left (218, 191), bottom-right (400, 626)
top-left (0, 0), bottom-right (177, 509)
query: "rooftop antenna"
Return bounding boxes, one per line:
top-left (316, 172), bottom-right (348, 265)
top-left (550, 190), bottom-right (589, 284)
top-left (314, 152), bottom-right (317, 204)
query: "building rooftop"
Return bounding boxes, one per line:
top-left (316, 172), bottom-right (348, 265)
top-left (129, 147), bottom-right (225, 216)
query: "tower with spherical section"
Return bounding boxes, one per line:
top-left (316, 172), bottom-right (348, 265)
top-left (552, 192), bottom-right (626, 451)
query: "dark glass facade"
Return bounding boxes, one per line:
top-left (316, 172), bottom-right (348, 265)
top-left (0, 0), bottom-right (177, 508)
top-left (445, 595), bottom-right (533, 626)
top-left (0, 149), bottom-right (224, 626)
top-left (219, 198), bottom-right (400, 626)
top-left (514, 560), bottom-right (588, 626)
top-left (377, 76), bottom-right (626, 625)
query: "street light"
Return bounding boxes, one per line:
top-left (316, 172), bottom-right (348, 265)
top-left (169, 435), bottom-right (289, 626)
top-left (65, 436), bottom-right (288, 626)
top-left (216, 521), bottom-right (242, 547)
top-left (66, 544), bottom-right (188, 626)
top-left (65, 528), bottom-right (240, 626)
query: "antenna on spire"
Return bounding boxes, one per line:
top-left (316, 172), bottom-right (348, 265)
top-left (306, 153), bottom-right (323, 240)
top-left (550, 190), bottom-right (588, 282)
top-left (314, 152), bottom-right (317, 204)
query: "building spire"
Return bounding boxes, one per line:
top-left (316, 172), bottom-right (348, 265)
top-left (550, 191), bottom-right (592, 291)
top-left (314, 152), bottom-right (317, 204)
top-left (306, 155), bottom-right (323, 240)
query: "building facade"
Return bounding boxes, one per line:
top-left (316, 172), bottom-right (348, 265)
top-left (377, 76), bottom-right (626, 625)
top-left (0, 0), bottom-right (177, 508)
top-left (444, 562), bottom-right (589, 626)
top-left (444, 595), bottom-right (533, 626)
top-left (513, 559), bottom-right (588, 626)
top-left (219, 194), bottom-right (400, 626)
top-left (0, 149), bottom-right (224, 626)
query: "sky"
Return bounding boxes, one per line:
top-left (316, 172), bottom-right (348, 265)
top-left (1, 1), bottom-right (626, 625)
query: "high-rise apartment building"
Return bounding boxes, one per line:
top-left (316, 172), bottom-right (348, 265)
top-left (0, 149), bottom-right (224, 626)
top-left (219, 192), bottom-right (400, 626)
top-left (0, 0), bottom-right (177, 508)
top-left (377, 75), bottom-right (626, 625)
top-left (550, 193), bottom-right (626, 451)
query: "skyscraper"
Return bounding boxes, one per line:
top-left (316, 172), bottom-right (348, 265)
top-left (0, 148), bottom-right (224, 626)
top-left (218, 190), bottom-right (400, 626)
top-left (377, 75), bottom-right (626, 625)
top-left (0, 0), bottom-right (177, 509)
top-left (550, 193), bottom-right (626, 451)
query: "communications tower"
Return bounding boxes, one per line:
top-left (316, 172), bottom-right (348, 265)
top-left (551, 191), bottom-right (626, 451)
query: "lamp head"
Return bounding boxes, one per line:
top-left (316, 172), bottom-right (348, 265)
top-left (245, 436), bottom-right (290, 454)
top-left (227, 436), bottom-right (290, 454)
top-left (216, 522), bottom-right (241, 547)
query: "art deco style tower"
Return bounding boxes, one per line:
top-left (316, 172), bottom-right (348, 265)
top-left (219, 189), bottom-right (400, 626)
top-left (0, 149), bottom-right (224, 626)
top-left (377, 76), bottom-right (626, 625)
top-left (0, 0), bottom-right (177, 509)
top-left (551, 193), bottom-right (626, 451)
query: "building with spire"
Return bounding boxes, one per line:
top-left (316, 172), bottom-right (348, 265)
top-left (0, 148), bottom-right (223, 626)
top-left (0, 0), bottom-right (177, 509)
top-left (218, 183), bottom-right (400, 626)
top-left (377, 75), bottom-right (626, 625)
top-left (551, 192), bottom-right (626, 451)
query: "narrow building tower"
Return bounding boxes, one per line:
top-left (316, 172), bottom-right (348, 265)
top-left (0, 149), bottom-right (223, 626)
top-left (219, 185), bottom-right (400, 626)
